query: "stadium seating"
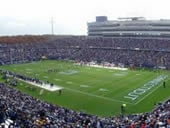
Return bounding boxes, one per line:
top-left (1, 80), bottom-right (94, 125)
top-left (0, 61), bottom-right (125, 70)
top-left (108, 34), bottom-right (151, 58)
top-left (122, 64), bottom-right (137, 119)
top-left (0, 35), bottom-right (170, 127)
top-left (0, 81), bottom-right (170, 127)
top-left (0, 36), bottom-right (170, 69)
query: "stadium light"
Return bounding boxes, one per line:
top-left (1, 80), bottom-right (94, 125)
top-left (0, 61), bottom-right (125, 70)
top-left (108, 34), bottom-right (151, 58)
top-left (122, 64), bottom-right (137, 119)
top-left (51, 17), bottom-right (54, 35)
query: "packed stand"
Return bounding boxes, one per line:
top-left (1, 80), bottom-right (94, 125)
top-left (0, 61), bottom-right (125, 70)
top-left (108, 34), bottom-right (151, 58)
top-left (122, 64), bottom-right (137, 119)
top-left (0, 81), bottom-right (170, 127)
top-left (0, 36), bottom-right (170, 69)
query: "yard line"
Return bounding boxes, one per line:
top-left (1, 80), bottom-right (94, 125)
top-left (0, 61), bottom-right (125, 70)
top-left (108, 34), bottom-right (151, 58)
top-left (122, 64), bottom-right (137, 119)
top-left (64, 87), bottom-right (133, 105)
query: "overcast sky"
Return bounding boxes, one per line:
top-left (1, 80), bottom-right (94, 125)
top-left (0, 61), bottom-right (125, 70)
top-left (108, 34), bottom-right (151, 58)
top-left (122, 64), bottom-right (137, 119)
top-left (0, 0), bottom-right (170, 36)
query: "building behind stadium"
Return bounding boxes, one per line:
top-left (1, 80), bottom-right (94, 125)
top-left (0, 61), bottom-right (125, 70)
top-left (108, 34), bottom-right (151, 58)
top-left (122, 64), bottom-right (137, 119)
top-left (87, 16), bottom-right (170, 37)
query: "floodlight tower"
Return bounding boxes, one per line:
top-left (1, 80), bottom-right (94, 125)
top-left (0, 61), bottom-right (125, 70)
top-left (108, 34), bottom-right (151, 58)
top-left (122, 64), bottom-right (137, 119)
top-left (51, 17), bottom-right (54, 35)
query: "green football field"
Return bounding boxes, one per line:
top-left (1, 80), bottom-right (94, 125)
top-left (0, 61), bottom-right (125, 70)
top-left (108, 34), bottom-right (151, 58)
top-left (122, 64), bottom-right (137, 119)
top-left (0, 60), bottom-right (170, 117)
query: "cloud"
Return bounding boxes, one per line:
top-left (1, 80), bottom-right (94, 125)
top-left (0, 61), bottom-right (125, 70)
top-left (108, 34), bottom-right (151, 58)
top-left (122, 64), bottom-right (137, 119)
top-left (0, 0), bottom-right (170, 35)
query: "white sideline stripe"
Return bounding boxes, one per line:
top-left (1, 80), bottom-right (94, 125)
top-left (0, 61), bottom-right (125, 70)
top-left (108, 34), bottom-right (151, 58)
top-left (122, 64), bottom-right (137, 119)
top-left (17, 78), bottom-right (63, 91)
top-left (86, 64), bottom-right (128, 70)
top-left (64, 87), bottom-right (133, 105)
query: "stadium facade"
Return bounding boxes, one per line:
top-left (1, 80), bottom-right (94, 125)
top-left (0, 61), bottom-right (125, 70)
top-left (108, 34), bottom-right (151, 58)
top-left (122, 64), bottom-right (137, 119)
top-left (87, 16), bottom-right (170, 37)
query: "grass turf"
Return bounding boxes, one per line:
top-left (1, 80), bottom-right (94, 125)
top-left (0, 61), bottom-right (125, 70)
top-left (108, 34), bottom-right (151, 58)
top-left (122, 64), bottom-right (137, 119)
top-left (0, 60), bottom-right (170, 117)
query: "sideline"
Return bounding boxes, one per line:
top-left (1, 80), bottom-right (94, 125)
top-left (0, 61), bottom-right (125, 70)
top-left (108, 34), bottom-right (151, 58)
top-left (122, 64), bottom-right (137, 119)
top-left (76, 63), bottom-right (128, 70)
top-left (17, 78), bottom-right (63, 91)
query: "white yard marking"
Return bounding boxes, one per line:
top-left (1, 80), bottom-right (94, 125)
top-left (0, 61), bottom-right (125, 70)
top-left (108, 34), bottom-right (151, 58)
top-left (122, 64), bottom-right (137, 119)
top-left (80, 85), bottom-right (89, 88)
top-left (66, 81), bottom-right (73, 84)
top-left (59, 70), bottom-right (78, 75)
top-left (99, 88), bottom-right (109, 92)
top-left (54, 79), bottom-right (61, 81)
top-left (64, 87), bottom-right (132, 105)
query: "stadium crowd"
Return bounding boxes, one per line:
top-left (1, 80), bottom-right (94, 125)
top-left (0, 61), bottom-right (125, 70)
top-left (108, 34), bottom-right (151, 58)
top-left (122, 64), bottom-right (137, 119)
top-left (0, 81), bottom-right (170, 128)
top-left (0, 35), bottom-right (170, 127)
top-left (0, 36), bottom-right (170, 69)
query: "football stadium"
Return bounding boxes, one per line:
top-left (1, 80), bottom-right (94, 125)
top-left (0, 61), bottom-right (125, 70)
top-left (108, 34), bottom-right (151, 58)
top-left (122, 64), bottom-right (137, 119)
top-left (0, 16), bottom-right (170, 127)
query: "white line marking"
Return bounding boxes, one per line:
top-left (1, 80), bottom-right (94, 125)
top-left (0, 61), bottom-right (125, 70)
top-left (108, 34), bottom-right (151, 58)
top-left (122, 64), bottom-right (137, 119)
top-left (99, 88), bottom-right (109, 92)
top-left (64, 87), bottom-right (133, 105)
top-left (134, 82), bottom-right (164, 105)
top-left (66, 81), bottom-right (73, 84)
top-left (54, 79), bottom-right (61, 81)
top-left (80, 85), bottom-right (89, 88)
